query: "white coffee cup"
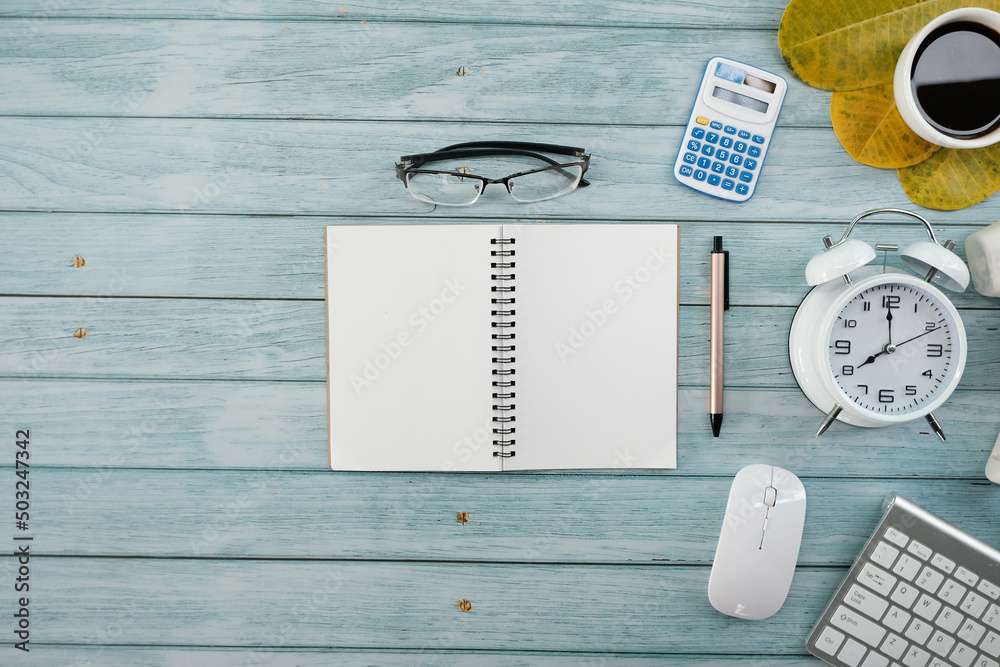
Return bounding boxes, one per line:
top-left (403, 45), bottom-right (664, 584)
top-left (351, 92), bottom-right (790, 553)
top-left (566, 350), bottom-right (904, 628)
top-left (966, 220), bottom-right (1000, 297)
top-left (894, 8), bottom-right (1000, 149)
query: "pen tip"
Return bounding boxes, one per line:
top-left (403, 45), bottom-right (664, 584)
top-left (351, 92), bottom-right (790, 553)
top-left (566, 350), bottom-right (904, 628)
top-left (713, 236), bottom-right (723, 252)
top-left (710, 413), bottom-right (722, 437)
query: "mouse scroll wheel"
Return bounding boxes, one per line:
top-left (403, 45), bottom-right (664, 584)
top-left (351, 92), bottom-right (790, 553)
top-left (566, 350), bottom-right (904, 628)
top-left (764, 486), bottom-right (777, 507)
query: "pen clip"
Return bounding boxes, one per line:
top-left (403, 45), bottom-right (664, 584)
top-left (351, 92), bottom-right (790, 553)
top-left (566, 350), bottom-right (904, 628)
top-left (723, 249), bottom-right (730, 310)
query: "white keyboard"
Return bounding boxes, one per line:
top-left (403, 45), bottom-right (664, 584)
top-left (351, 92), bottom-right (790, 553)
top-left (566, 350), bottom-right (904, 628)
top-left (807, 493), bottom-right (1000, 667)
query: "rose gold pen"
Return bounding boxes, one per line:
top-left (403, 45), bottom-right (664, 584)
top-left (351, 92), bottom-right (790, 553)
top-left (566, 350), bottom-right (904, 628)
top-left (710, 236), bottom-right (729, 437)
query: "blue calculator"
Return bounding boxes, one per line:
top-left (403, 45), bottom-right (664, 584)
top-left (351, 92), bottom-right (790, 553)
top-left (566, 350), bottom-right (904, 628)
top-left (673, 57), bottom-right (787, 203)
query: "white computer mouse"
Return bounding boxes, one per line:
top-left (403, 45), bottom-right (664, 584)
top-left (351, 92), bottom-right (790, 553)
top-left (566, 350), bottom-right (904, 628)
top-left (707, 463), bottom-right (807, 620)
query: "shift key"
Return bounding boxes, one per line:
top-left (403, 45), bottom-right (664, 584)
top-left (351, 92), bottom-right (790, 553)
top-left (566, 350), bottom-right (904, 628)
top-left (830, 605), bottom-right (888, 648)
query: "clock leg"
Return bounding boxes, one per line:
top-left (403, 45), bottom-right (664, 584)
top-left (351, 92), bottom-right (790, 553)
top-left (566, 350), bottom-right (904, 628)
top-left (925, 413), bottom-right (946, 441)
top-left (816, 404), bottom-right (843, 437)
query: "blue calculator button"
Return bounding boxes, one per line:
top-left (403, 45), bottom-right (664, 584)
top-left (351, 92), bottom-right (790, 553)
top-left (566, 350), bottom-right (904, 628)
top-left (734, 141), bottom-right (747, 154)
top-left (707, 174), bottom-right (721, 186)
top-left (725, 166), bottom-right (739, 178)
top-left (683, 152), bottom-right (697, 164)
top-left (710, 120), bottom-right (723, 130)
top-left (729, 154), bottom-right (742, 166)
top-left (744, 158), bottom-right (758, 170)
top-left (739, 170), bottom-right (754, 183)
top-left (679, 164), bottom-right (693, 177)
top-left (691, 128), bottom-right (706, 139)
top-left (738, 130), bottom-right (751, 140)
top-left (706, 132), bottom-right (720, 144)
top-left (721, 179), bottom-right (735, 191)
top-left (736, 183), bottom-right (749, 196)
top-left (724, 125), bottom-right (737, 135)
top-left (697, 157), bottom-right (711, 169)
top-left (752, 134), bottom-right (765, 144)
top-left (694, 169), bottom-right (707, 181)
top-left (715, 149), bottom-right (729, 161)
top-left (688, 140), bottom-right (701, 152)
top-left (701, 145), bottom-right (715, 157)
top-left (719, 136), bottom-right (733, 149)
top-left (712, 161), bottom-right (725, 174)
top-left (748, 146), bottom-right (761, 158)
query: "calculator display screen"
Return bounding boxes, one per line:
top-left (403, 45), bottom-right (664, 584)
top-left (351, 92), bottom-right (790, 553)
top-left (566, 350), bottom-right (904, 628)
top-left (712, 86), bottom-right (769, 114)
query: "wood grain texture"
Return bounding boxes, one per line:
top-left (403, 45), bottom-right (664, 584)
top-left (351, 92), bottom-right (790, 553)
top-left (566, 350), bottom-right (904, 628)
top-left (6, 117), bottom-right (1000, 222)
top-left (0, 21), bottom-right (828, 125)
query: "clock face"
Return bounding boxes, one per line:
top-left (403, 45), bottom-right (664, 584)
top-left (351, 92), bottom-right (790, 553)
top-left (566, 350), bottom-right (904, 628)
top-left (827, 281), bottom-right (961, 416)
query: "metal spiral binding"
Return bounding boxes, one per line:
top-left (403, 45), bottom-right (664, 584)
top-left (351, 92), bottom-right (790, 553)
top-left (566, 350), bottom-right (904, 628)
top-left (490, 237), bottom-right (516, 459)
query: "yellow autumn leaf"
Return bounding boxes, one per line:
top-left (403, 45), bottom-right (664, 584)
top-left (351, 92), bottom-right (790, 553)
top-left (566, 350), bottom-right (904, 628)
top-left (779, 0), bottom-right (1000, 91)
top-left (830, 83), bottom-right (940, 168)
top-left (897, 144), bottom-right (1000, 210)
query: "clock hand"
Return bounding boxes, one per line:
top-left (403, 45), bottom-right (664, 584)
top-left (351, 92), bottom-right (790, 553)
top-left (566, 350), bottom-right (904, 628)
top-left (855, 326), bottom-right (941, 369)
top-left (886, 308), bottom-right (893, 345)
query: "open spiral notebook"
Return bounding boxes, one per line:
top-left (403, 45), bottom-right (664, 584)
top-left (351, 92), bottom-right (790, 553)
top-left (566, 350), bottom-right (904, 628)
top-left (325, 223), bottom-right (679, 471)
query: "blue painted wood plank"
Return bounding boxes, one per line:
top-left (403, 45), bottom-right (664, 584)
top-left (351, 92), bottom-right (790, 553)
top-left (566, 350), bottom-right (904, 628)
top-left (0, 1), bottom-right (790, 27)
top-left (1, 214), bottom-right (995, 308)
top-left (16, 469), bottom-right (998, 561)
top-left (4, 118), bottom-right (1000, 223)
top-left (0, 21), bottom-right (828, 126)
top-left (2, 382), bottom-right (997, 475)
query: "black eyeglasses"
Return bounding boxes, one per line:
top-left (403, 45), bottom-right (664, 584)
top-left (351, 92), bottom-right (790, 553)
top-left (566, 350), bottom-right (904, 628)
top-left (396, 141), bottom-right (591, 206)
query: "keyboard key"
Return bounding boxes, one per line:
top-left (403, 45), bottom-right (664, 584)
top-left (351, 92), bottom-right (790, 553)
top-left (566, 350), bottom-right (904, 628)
top-left (980, 579), bottom-right (1000, 600)
top-left (698, 157), bottom-right (711, 169)
top-left (687, 140), bottom-right (701, 151)
top-left (724, 125), bottom-right (737, 135)
top-left (902, 645), bottom-right (931, 667)
top-left (914, 594), bottom-right (942, 621)
top-left (931, 553), bottom-right (955, 574)
top-left (707, 174), bottom-right (721, 186)
top-left (752, 134), bottom-right (765, 144)
top-left (860, 563), bottom-right (898, 595)
top-left (957, 567), bottom-right (980, 587)
top-left (892, 582), bottom-right (921, 608)
top-left (748, 145), bottom-right (762, 158)
top-left (743, 158), bottom-right (759, 171)
top-left (905, 618), bottom-right (933, 644)
top-left (693, 169), bottom-right (707, 182)
top-left (726, 166), bottom-right (739, 178)
top-left (985, 604), bottom-right (1000, 630)
top-left (976, 657), bottom-right (999, 667)
top-left (839, 638), bottom-right (868, 667)
top-left (928, 631), bottom-right (955, 657)
top-left (711, 161), bottom-right (725, 173)
top-left (982, 631), bottom-right (1000, 658)
top-left (678, 165), bottom-right (693, 177)
top-left (894, 555), bottom-right (922, 581)
top-left (939, 580), bottom-right (968, 605)
top-left (917, 567), bottom-right (945, 594)
top-left (735, 183), bottom-right (749, 196)
top-left (816, 626), bottom-right (846, 655)
top-left (734, 141), bottom-right (747, 153)
top-left (847, 584), bottom-right (891, 620)
top-left (871, 541), bottom-right (901, 569)
top-left (935, 606), bottom-right (963, 633)
top-left (739, 170), bottom-right (754, 183)
top-left (715, 149), bottom-right (729, 161)
top-left (948, 643), bottom-right (976, 667)
top-left (882, 633), bottom-right (909, 660)
top-left (885, 606), bottom-right (912, 632)
top-left (962, 591), bottom-right (989, 617)
top-left (710, 120), bottom-right (723, 130)
top-left (729, 154), bottom-right (742, 166)
top-left (696, 116), bottom-right (709, 125)
top-left (959, 619), bottom-right (986, 645)
top-left (721, 179), bottom-right (734, 191)
top-left (832, 605), bottom-right (888, 647)
top-left (706, 131), bottom-right (720, 144)
top-left (738, 129), bottom-right (751, 139)
top-left (701, 145), bottom-right (715, 157)
top-left (908, 540), bottom-right (933, 560)
top-left (691, 127), bottom-right (706, 139)
top-left (720, 136), bottom-right (733, 149)
top-left (861, 652), bottom-right (889, 667)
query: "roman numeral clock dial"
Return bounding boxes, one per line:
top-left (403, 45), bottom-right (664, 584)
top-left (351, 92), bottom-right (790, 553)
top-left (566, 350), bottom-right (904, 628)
top-left (788, 209), bottom-right (970, 440)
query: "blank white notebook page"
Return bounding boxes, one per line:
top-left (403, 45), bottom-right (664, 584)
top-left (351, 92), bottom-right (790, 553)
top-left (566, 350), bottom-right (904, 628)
top-left (326, 225), bottom-right (498, 471)
top-left (505, 223), bottom-right (679, 470)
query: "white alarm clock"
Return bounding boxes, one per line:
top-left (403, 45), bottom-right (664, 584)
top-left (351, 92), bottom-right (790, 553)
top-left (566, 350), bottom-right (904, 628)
top-left (789, 208), bottom-right (970, 439)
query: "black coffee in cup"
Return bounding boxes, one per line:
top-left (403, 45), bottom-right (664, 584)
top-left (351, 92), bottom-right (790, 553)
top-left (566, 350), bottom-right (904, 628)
top-left (910, 21), bottom-right (1000, 139)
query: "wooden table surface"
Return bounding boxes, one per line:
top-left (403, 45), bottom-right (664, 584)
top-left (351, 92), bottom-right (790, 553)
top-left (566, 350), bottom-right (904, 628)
top-left (2, 1), bottom-right (999, 664)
